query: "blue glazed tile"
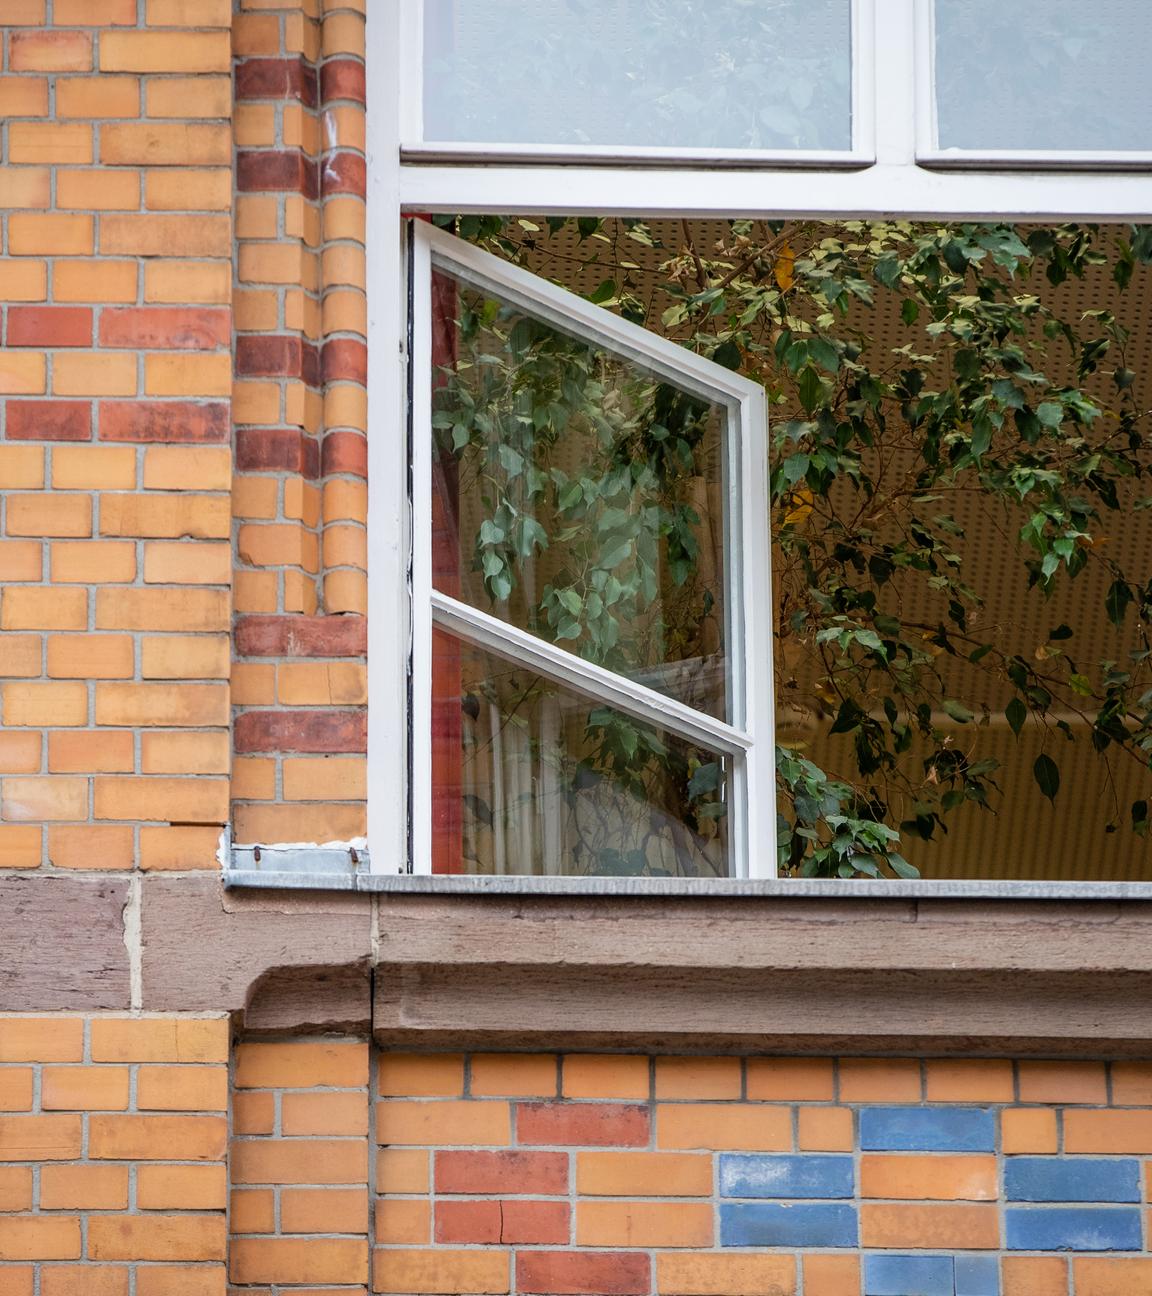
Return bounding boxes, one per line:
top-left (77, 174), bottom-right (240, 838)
top-left (1005, 1157), bottom-right (1140, 1203)
top-left (863, 1254), bottom-right (953, 1296)
top-left (955, 1254), bottom-right (1000, 1296)
top-left (859, 1107), bottom-right (996, 1152)
top-left (1006, 1207), bottom-right (1142, 1252)
top-left (719, 1202), bottom-right (858, 1248)
top-left (719, 1154), bottom-right (854, 1199)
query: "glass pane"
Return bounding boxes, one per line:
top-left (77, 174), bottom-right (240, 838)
top-left (934, 0), bottom-right (1152, 152)
top-left (422, 0), bottom-right (852, 152)
top-left (431, 630), bottom-right (731, 877)
top-left (430, 268), bottom-right (731, 723)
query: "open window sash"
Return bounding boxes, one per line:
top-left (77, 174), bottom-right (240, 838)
top-left (407, 222), bottom-right (775, 878)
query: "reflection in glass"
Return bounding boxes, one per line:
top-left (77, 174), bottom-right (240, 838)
top-left (423, 0), bottom-right (852, 152)
top-left (431, 630), bottom-right (730, 877)
top-left (934, 0), bottom-right (1151, 152)
top-left (431, 269), bottom-right (730, 723)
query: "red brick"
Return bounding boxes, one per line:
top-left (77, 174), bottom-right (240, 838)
top-left (322, 152), bottom-right (366, 200)
top-left (517, 1251), bottom-right (649, 1296)
top-left (435, 1200), bottom-right (569, 1245)
top-left (517, 1103), bottom-right (649, 1148)
top-left (322, 337), bottom-right (367, 384)
top-left (99, 308), bottom-right (230, 351)
top-left (6, 308), bottom-right (91, 348)
top-left (99, 400), bottom-right (229, 444)
top-left (235, 614), bottom-right (366, 658)
top-left (236, 427), bottom-right (320, 477)
top-left (321, 430), bottom-right (367, 478)
top-left (234, 710), bottom-right (366, 753)
top-left (234, 56), bottom-right (317, 105)
top-left (236, 333), bottom-right (319, 382)
top-left (321, 58), bottom-right (366, 105)
top-left (436, 1150), bottom-right (569, 1196)
top-left (6, 400), bottom-right (90, 442)
top-left (238, 150), bottom-right (319, 200)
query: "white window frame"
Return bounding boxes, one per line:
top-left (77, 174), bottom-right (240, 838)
top-left (365, 0), bottom-right (1152, 879)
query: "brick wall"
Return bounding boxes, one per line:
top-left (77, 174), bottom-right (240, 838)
top-left (0, 1014), bottom-right (229, 1296)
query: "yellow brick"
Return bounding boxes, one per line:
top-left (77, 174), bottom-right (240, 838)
top-left (47, 824), bottom-right (134, 870)
top-left (657, 1254), bottom-right (796, 1296)
top-left (232, 571), bottom-right (278, 613)
top-left (377, 1149), bottom-right (430, 1195)
top-left (52, 446), bottom-right (136, 490)
top-left (239, 243), bottom-right (310, 285)
top-left (232, 380), bottom-right (281, 424)
top-left (657, 1104), bottom-right (792, 1151)
top-left (145, 167), bottom-right (231, 211)
top-left (0, 542), bottom-right (41, 584)
top-left (282, 758), bottom-right (367, 802)
top-left (6, 494), bottom-right (92, 537)
top-left (142, 731), bottom-right (230, 775)
top-left (54, 0), bottom-right (136, 19)
top-left (0, 733), bottom-right (41, 773)
top-left (0, 447), bottom-right (45, 489)
top-left (95, 777), bottom-right (228, 823)
top-left (3, 261), bottom-right (48, 302)
top-left (41, 1066), bottom-right (130, 1111)
top-left (278, 663), bottom-right (367, 706)
top-left (0, 353), bottom-right (47, 395)
top-left (233, 803), bottom-right (365, 843)
top-left (100, 31), bottom-right (232, 72)
top-left (232, 476), bottom-right (279, 520)
top-left (94, 683), bottom-right (229, 727)
top-left (48, 731), bottom-right (134, 774)
top-left (96, 587), bottom-right (230, 632)
top-left (141, 634), bottom-right (230, 680)
top-left (578, 1201), bottom-right (713, 1248)
top-left (324, 569), bottom-right (366, 615)
top-left (231, 756), bottom-right (274, 801)
top-left (323, 289), bottom-right (368, 337)
top-left (10, 30), bottom-right (92, 72)
top-left (143, 541), bottom-right (231, 585)
top-left (53, 352), bottom-right (136, 397)
top-left (144, 446), bottom-right (230, 491)
top-left (51, 541), bottom-right (136, 583)
top-left (144, 260), bottom-right (231, 304)
top-left (2, 682), bottom-right (88, 727)
top-left (146, 76), bottom-right (231, 118)
top-left (56, 169), bottom-right (140, 212)
top-left (54, 259), bottom-right (137, 304)
top-left (8, 213), bottom-right (93, 254)
top-left (471, 1055), bottom-right (558, 1098)
top-left (146, 0), bottom-right (233, 25)
top-left (1, 588), bottom-right (87, 630)
top-left (1, 777), bottom-right (88, 822)
top-left (369, 1250), bottom-right (507, 1296)
top-left (234, 102), bottom-right (276, 147)
top-left (234, 289), bottom-right (278, 331)
top-left (283, 478), bottom-right (321, 526)
top-left (101, 214), bottom-right (230, 258)
top-left (0, 77), bottom-right (49, 119)
top-left (231, 663), bottom-right (275, 705)
top-left (47, 634), bottom-right (134, 679)
top-left (232, 12), bottom-right (280, 55)
top-left (91, 1018), bottom-right (228, 1064)
top-left (0, 827), bottom-right (42, 869)
top-left (0, 634), bottom-right (42, 677)
top-left (238, 524), bottom-right (319, 572)
top-left (375, 1100), bottom-right (510, 1147)
top-left (101, 494), bottom-right (230, 539)
top-left (0, 1019), bottom-right (83, 1063)
top-left (655, 1057), bottom-right (741, 1100)
top-left (235, 195), bottom-right (278, 238)
top-left (139, 824), bottom-right (220, 871)
top-left (145, 353), bottom-right (232, 397)
top-left (101, 123), bottom-right (231, 167)
top-left (56, 75), bottom-right (140, 119)
top-left (1, 169), bottom-right (51, 210)
top-left (322, 10), bottom-right (364, 57)
top-left (578, 1151), bottom-right (713, 1198)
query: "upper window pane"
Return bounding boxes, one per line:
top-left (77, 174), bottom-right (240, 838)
top-left (421, 0), bottom-right (853, 154)
top-left (933, 0), bottom-right (1152, 153)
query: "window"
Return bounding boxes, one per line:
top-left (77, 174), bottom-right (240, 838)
top-left (360, 0), bottom-right (1152, 885)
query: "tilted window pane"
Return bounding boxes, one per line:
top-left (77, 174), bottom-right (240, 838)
top-left (934, 0), bottom-right (1152, 152)
top-left (431, 630), bottom-right (731, 877)
top-left (431, 269), bottom-right (731, 724)
top-left (422, 0), bottom-right (852, 152)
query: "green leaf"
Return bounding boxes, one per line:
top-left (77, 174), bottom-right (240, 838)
top-left (712, 339), bottom-right (742, 371)
top-left (797, 365), bottom-right (823, 413)
top-left (1033, 753), bottom-right (1060, 803)
top-left (1036, 401), bottom-right (1064, 428)
top-left (1006, 697), bottom-right (1026, 736)
top-left (941, 699), bottom-right (974, 723)
top-left (1106, 579), bottom-right (1132, 627)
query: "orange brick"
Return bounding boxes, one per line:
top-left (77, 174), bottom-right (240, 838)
top-left (0, 733), bottom-right (41, 774)
top-left (55, 75), bottom-right (140, 118)
top-left (0, 826), bottom-right (41, 869)
top-left (230, 1237), bottom-right (369, 1285)
top-left (282, 1092), bottom-right (368, 1136)
top-left (375, 1196), bottom-right (430, 1244)
top-left (146, 76), bottom-right (231, 119)
top-left (233, 1091), bottom-right (274, 1136)
top-left (376, 1101), bottom-right (510, 1148)
top-left (1112, 1063), bottom-right (1152, 1105)
top-left (7, 494), bottom-right (92, 538)
top-left (0, 1166), bottom-right (33, 1209)
top-left (236, 1042), bottom-right (369, 1089)
top-left (54, 352), bottom-right (136, 397)
top-left (839, 1057), bottom-right (921, 1102)
top-left (657, 1104), bottom-right (791, 1151)
top-left (146, 167), bottom-right (232, 211)
top-left (2, 587), bottom-right (87, 630)
top-left (0, 1070), bottom-right (33, 1112)
top-left (94, 776), bottom-right (228, 824)
top-left (1018, 1060), bottom-right (1107, 1104)
top-left (90, 1017), bottom-right (228, 1063)
top-left (1066, 1109), bottom-right (1152, 1153)
top-left (136, 1163), bottom-right (227, 1210)
top-left (1075, 1258), bottom-right (1152, 1296)
top-left (2, 261), bottom-right (47, 302)
top-left (100, 31), bottom-right (231, 72)
top-left (1003, 1107), bottom-right (1059, 1154)
top-left (1002, 1257), bottom-right (1070, 1296)
top-left (231, 1139), bottom-right (368, 1187)
top-left (369, 1250), bottom-right (508, 1296)
top-left (746, 1057), bottom-right (833, 1101)
top-left (0, 635), bottom-right (42, 678)
top-left (378, 1148), bottom-right (430, 1194)
top-left (51, 541), bottom-right (136, 583)
top-left (135, 1269), bottom-right (217, 1296)
top-left (860, 1154), bottom-right (997, 1201)
top-left (47, 825), bottom-right (134, 870)
top-left (1, 776), bottom-right (88, 822)
top-left (0, 447), bottom-right (44, 489)
top-left (47, 634), bottom-right (134, 679)
top-left (143, 540), bottom-right (231, 585)
top-left (233, 803), bottom-right (365, 843)
top-left (57, 169), bottom-right (140, 213)
top-left (41, 1066), bottom-right (130, 1111)
top-left (144, 260), bottom-right (231, 304)
top-left (0, 352), bottom-right (46, 394)
top-left (41, 1269), bottom-right (129, 1296)
top-left (139, 824), bottom-right (220, 871)
top-left (656, 1254), bottom-right (794, 1296)
top-left (8, 212), bottom-right (93, 255)
top-left (137, 1065), bottom-right (227, 1111)
top-left (101, 123), bottom-right (230, 168)
top-left (282, 1187), bottom-right (369, 1235)
top-left (578, 1201), bottom-right (711, 1248)
top-left (55, 0), bottom-right (136, 18)
top-left (232, 756), bottom-right (275, 800)
top-left (655, 1057), bottom-right (741, 1100)
top-left (55, 259), bottom-right (137, 304)
top-left (470, 1055), bottom-right (557, 1099)
top-left (52, 446), bottom-right (135, 489)
top-left (142, 634), bottom-right (230, 679)
top-left (277, 662), bottom-right (368, 706)
top-left (96, 588), bottom-right (230, 632)
top-left (102, 214), bottom-right (230, 258)
top-left (88, 1114), bottom-right (226, 1161)
top-left (578, 1152), bottom-right (711, 1198)
top-left (141, 732), bottom-right (230, 775)
top-left (231, 1187), bottom-right (275, 1234)
top-left (10, 31), bottom-right (92, 71)
top-left (798, 1106), bottom-right (854, 1152)
top-left (281, 756), bottom-right (366, 801)
top-left (100, 494), bottom-right (230, 539)
top-left (143, 446), bottom-right (230, 491)
top-left (0, 1018), bottom-right (83, 1063)
top-left (1, 168), bottom-right (51, 209)
top-left (87, 1213), bottom-right (226, 1262)
top-left (232, 570), bottom-right (278, 613)
top-left (802, 1254), bottom-right (858, 1296)
top-left (48, 731), bottom-right (135, 774)
top-left (0, 76), bottom-right (48, 118)
top-left (39, 1164), bottom-right (129, 1210)
top-left (860, 1202), bottom-right (999, 1249)
top-left (95, 683), bottom-right (228, 728)
top-left (0, 1114), bottom-right (82, 1160)
top-left (925, 1058), bottom-right (1015, 1102)
top-left (0, 1216), bottom-right (81, 1260)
